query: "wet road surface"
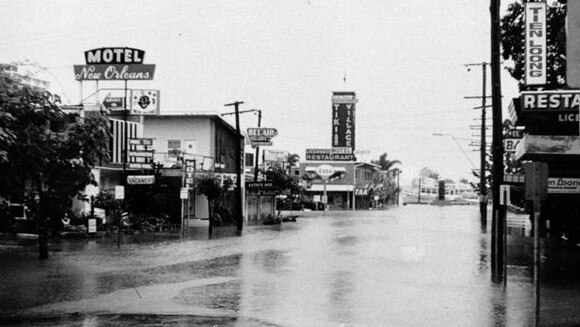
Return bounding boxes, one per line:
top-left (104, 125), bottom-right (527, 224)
top-left (1, 205), bottom-right (580, 326)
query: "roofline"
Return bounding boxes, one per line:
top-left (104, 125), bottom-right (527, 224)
top-left (144, 112), bottom-right (242, 138)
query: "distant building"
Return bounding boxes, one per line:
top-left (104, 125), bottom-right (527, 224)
top-left (299, 162), bottom-right (380, 210)
top-left (0, 63), bottom-right (51, 90)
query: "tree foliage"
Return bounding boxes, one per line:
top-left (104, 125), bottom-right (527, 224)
top-left (419, 167), bottom-right (440, 180)
top-left (500, 0), bottom-right (567, 89)
top-left (265, 166), bottom-right (302, 195)
top-left (371, 153), bottom-right (401, 171)
top-left (197, 175), bottom-right (234, 226)
top-left (287, 153), bottom-right (300, 168)
top-left (0, 70), bottom-right (110, 231)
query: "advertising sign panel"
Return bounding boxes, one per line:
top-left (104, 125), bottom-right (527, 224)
top-left (525, 2), bottom-right (546, 85)
top-left (180, 187), bottom-right (188, 200)
top-left (264, 150), bottom-right (288, 162)
top-left (316, 164), bottom-right (335, 179)
top-left (74, 47), bottom-right (155, 81)
top-left (88, 219), bottom-right (97, 233)
top-left (567, 0), bottom-right (580, 88)
top-left (184, 159), bottom-right (196, 188)
top-left (305, 148), bottom-right (356, 161)
top-left (247, 128), bottom-right (278, 147)
top-left (74, 64), bottom-right (156, 81)
top-left (128, 138), bottom-right (154, 169)
top-left (504, 175), bottom-right (580, 194)
top-left (331, 92), bottom-right (356, 149)
top-left (130, 90), bottom-right (160, 115)
top-left (548, 178), bottom-right (580, 193)
top-left (520, 91), bottom-right (580, 112)
top-left (85, 48), bottom-right (145, 64)
top-left (127, 175), bottom-right (155, 185)
top-left (504, 138), bottom-right (521, 153)
top-left (115, 185), bottom-right (125, 199)
top-left (246, 181), bottom-right (276, 195)
top-left (103, 97), bottom-right (125, 109)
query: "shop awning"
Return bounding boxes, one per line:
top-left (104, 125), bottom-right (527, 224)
top-left (306, 184), bottom-right (354, 192)
top-left (516, 135), bottom-right (580, 161)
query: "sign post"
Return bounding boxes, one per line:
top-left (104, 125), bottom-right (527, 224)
top-left (524, 161), bottom-right (549, 327)
top-left (316, 165), bottom-right (335, 214)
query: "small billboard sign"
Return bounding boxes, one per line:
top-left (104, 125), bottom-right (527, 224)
top-left (88, 219), bottom-right (97, 233)
top-left (74, 64), bottom-right (155, 81)
top-left (127, 175), bottom-right (155, 185)
top-left (128, 138), bottom-right (154, 169)
top-left (103, 97), bottom-right (125, 109)
top-left (520, 91), bottom-right (580, 112)
top-left (130, 90), bottom-right (160, 115)
top-left (264, 150), bottom-right (288, 162)
top-left (504, 138), bottom-right (521, 153)
top-left (184, 159), bottom-right (196, 189)
top-left (115, 185), bottom-right (125, 199)
top-left (246, 181), bottom-right (277, 195)
top-left (74, 47), bottom-right (155, 81)
top-left (305, 148), bottom-right (356, 161)
top-left (316, 164), bottom-right (335, 179)
top-left (180, 187), bottom-right (189, 200)
top-left (332, 92), bottom-right (356, 149)
top-left (129, 163), bottom-right (154, 169)
top-left (247, 128), bottom-right (278, 147)
top-left (524, 2), bottom-right (546, 85)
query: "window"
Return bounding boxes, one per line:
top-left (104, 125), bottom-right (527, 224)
top-left (168, 139), bottom-right (181, 150)
top-left (245, 153), bottom-right (254, 167)
top-left (168, 139), bottom-right (181, 158)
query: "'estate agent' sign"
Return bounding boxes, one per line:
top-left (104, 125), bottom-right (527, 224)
top-left (74, 47), bottom-right (155, 81)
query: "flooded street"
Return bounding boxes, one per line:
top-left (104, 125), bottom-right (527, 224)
top-left (2, 205), bottom-right (580, 326)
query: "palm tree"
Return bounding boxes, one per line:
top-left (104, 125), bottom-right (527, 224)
top-left (371, 153), bottom-right (401, 206)
top-left (371, 153), bottom-right (401, 171)
top-left (287, 153), bottom-right (300, 170)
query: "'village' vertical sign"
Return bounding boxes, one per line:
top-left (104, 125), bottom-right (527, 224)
top-left (525, 2), bottom-right (546, 86)
top-left (331, 91), bottom-right (356, 150)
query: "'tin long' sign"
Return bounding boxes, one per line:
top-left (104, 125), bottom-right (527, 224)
top-left (525, 2), bottom-right (546, 85)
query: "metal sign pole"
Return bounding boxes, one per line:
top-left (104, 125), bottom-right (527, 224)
top-left (352, 165), bottom-right (356, 211)
top-left (323, 179), bottom-right (327, 216)
top-left (181, 162), bottom-right (185, 236)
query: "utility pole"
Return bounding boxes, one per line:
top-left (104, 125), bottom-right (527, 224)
top-left (254, 110), bottom-right (262, 181)
top-left (465, 62), bottom-right (491, 228)
top-left (396, 169), bottom-right (401, 206)
top-left (224, 101), bottom-right (245, 234)
top-left (119, 79), bottom-right (128, 249)
top-left (490, 0), bottom-right (505, 283)
top-left (221, 108), bottom-right (262, 182)
top-left (417, 177), bottom-right (422, 204)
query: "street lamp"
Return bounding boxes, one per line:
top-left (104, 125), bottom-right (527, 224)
top-left (432, 133), bottom-right (477, 169)
top-left (222, 108), bottom-right (262, 181)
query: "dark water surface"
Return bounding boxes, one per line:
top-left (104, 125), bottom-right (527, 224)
top-left (1, 206), bottom-right (580, 326)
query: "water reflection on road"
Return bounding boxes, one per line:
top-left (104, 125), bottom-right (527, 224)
top-left (2, 205), bottom-right (579, 326)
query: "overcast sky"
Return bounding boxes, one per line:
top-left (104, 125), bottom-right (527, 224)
top-left (0, 0), bottom-right (520, 185)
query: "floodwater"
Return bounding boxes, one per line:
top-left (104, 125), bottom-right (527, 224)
top-left (1, 205), bottom-right (580, 326)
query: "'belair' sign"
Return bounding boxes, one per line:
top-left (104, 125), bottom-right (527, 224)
top-left (74, 47), bottom-right (155, 81)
